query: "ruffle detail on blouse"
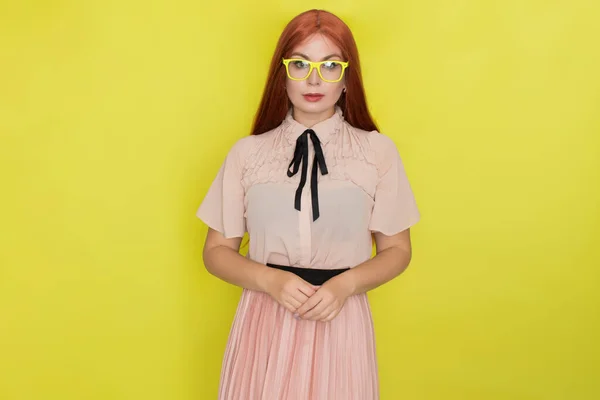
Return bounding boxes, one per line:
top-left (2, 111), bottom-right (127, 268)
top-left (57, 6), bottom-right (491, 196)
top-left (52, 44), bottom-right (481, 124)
top-left (240, 122), bottom-right (380, 200)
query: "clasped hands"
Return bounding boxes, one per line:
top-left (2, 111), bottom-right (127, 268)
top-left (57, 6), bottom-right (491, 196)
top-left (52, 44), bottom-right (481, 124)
top-left (264, 268), bottom-right (354, 322)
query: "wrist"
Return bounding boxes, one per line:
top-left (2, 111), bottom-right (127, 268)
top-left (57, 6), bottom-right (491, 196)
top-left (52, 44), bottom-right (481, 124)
top-left (257, 264), bottom-right (277, 293)
top-left (336, 268), bottom-right (357, 297)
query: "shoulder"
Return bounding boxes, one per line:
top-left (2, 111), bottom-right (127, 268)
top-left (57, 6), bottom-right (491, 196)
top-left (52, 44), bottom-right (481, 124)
top-left (226, 129), bottom-right (272, 156)
top-left (228, 135), bottom-right (256, 154)
top-left (342, 124), bottom-right (410, 182)
top-left (365, 129), bottom-right (398, 154)
top-left (225, 126), bottom-right (280, 166)
top-left (345, 124), bottom-right (400, 164)
top-left (343, 122), bottom-right (396, 149)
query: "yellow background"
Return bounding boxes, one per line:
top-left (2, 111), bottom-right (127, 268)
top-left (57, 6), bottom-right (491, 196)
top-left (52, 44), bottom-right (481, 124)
top-left (1, 0), bottom-right (599, 399)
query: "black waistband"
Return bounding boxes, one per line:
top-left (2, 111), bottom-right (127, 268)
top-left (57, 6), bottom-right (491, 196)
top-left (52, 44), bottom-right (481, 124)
top-left (266, 263), bottom-right (349, 286)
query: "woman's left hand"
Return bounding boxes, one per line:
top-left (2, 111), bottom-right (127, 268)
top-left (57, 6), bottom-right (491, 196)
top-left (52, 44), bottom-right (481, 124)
top-left (296, 274), bottom-right (354, 322)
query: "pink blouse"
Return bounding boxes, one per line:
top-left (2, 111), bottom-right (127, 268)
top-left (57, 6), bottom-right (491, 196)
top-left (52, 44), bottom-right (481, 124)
top-left (197, 106), bottom-right (420, 269)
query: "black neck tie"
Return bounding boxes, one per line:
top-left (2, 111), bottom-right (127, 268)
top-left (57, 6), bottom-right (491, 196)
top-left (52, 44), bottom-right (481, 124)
top-left (287, 129), bottom-right (328, 221)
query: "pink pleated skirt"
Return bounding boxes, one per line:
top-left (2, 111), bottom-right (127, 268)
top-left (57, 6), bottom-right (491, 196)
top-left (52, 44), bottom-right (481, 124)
top-left (217, 289), bottom-right (379, 399)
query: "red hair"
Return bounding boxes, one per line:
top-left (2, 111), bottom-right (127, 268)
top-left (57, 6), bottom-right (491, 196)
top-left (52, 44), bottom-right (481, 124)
top-left (251, 9), bottom-right (379, 135)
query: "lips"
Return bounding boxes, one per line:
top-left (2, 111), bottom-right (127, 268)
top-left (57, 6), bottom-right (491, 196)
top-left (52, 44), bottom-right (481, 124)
top-left (303, 93), bottom-right (324, 102)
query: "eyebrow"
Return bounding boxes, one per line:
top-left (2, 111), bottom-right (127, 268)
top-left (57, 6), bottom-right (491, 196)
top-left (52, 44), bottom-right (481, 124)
top-left (290, 52), bottom-right (343, 61)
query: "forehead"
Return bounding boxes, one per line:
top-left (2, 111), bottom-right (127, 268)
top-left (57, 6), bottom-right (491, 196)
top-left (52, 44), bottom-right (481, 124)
top-left (291, 33), bottom-right (342, 59)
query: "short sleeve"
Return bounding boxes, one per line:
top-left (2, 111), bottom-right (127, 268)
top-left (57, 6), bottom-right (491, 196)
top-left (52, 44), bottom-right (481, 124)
top-left (368, 135), bottom-right (421, 235)
top-left (196, 139), bottom-right (248, 239)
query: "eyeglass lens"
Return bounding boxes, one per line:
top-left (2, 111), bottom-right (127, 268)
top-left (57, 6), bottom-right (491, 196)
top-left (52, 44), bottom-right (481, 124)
top-left (287, 60), bottom-right (344, 81)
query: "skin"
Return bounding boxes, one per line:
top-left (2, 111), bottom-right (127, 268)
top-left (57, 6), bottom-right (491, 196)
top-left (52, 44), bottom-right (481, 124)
top-left (203, 33), bottom-right (413, 322)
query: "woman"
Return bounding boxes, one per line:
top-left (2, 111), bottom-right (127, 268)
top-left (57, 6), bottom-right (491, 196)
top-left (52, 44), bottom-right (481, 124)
top-left (196, 9), bottom-right (420, 400)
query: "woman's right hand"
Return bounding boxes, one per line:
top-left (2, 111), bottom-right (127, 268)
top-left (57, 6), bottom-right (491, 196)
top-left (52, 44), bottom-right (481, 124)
top-left (262, 268), bottom-right (317, 314)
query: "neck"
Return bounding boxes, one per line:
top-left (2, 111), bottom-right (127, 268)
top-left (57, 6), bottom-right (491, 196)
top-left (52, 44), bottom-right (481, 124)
top-left (292, 107), bottom-right (336, 128)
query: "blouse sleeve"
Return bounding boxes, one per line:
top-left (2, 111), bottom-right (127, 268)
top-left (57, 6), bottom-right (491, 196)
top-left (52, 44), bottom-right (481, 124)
top-left (368, 135), bottom-right (421, 235)
top-left (195, 139), bottom-right (247, 239)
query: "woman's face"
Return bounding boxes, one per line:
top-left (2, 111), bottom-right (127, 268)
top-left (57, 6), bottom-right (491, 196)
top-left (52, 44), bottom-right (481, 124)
top-left (285, 34), bottom-right (346, 120)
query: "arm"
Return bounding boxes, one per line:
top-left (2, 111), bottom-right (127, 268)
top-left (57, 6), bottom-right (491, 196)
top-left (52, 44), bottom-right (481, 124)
top-left (197, 138), bottom-right (317, 311)
top-left (202, 227), bottom-right (317, 311)
top-left (341, 134), bottom-right (418, 296)
top-left (296, 228), bottom-right (413, 321)
top-left (202, 227), bottom-right (273, 293)
top-left (340, 228), bottom-right (413, 296)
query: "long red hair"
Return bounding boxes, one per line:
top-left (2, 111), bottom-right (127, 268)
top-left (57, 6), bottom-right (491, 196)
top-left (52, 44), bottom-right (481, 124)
top-left (251, 9), bottom-right (379, 135)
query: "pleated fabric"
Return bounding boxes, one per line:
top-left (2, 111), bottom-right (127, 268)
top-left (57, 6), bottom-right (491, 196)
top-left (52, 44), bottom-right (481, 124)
top-left (219, 290), bottom-right (379, 400)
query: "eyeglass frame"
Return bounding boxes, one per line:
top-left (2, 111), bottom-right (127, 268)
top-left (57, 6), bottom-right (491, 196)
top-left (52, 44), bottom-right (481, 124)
top-left (282, 58), bottom-right (350, 83)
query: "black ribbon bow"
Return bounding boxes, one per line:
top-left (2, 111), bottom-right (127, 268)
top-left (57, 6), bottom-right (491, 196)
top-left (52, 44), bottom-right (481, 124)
top-left (287, 129), bottom-right (328, 221)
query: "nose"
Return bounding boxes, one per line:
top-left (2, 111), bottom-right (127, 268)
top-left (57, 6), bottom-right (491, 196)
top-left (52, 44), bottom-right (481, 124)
top-left (307, 66), bottom-right (321, 86)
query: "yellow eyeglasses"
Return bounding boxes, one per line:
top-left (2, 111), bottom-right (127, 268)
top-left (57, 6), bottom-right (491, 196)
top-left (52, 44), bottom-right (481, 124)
top-left (282, 58), bottom-right (349, 83)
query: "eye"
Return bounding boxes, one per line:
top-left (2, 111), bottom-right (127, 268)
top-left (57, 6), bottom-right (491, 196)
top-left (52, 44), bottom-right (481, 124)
top-left (322, 61), bottom-right (340, 70)
top-left (292, 60), bottom-right (310, 69)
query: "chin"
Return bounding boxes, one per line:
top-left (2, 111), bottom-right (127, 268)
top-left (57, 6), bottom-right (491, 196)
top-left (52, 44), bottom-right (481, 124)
top-left (294, 100), bottom-right (336, 115)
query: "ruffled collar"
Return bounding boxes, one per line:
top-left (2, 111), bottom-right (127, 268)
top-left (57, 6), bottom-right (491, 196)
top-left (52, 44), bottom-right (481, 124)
top-left (281, 106), bottom-right (344, 145)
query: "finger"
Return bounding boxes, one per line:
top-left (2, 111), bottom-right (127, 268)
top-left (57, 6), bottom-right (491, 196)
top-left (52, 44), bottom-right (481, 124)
top-left (297, 282), bottom-right (317, 298)
top-left (316, 303), bottom-right (337, 321)
top-left (302, 299), bottom-right (330, 320)
top-left (285, 295), bottom-right (303, 311)
top-left (297, 292), bottom-right (323, 316)
top-left (290, 290), bottom-right (310, 305)
top-left (321, 307), bottom-right (340, 322)
top-left (310, 304), bottom-right (333, 322)
top-left (282, 300), bottom-right (299, 314)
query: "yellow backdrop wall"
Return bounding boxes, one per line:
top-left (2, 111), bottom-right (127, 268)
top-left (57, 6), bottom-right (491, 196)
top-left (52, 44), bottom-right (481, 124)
top-left (1, 1), bottom-right (598, 399)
